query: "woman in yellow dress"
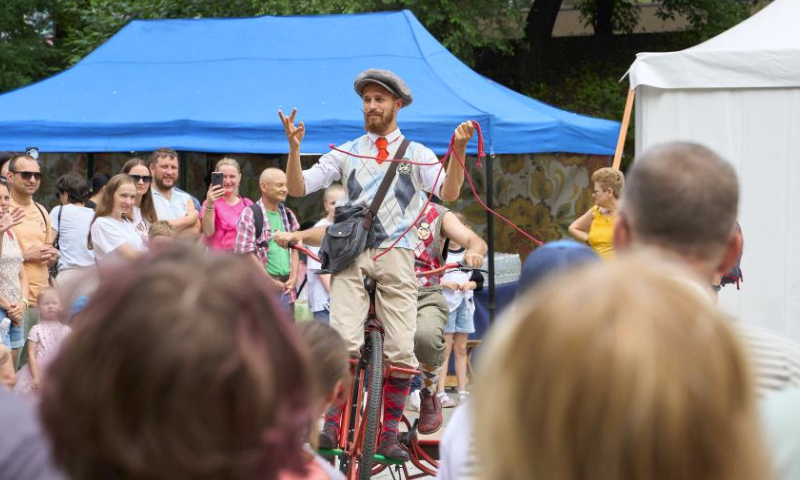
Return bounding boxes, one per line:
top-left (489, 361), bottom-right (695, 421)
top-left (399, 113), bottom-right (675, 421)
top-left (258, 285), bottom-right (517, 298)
top-left (568, 167), bottom-right (624, 260)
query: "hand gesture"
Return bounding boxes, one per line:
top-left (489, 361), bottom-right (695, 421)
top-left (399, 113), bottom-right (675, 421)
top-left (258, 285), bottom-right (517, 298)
top-left (459, 281), bottom-right (478, 292)
top-left (278, 108), bottom-right (305, 151)
top-left (42, 246), bottom-right (59, 266)
top-left (284, 277), bottom-right (296, 295)
top-left (8, 303), bottom-right (24, 324)
top-left (272, 231), bottom-right (300, 249)
top-left (441, 280), bottom-right (460, 291)
top-left (0, 207), bottom-right (24, 235)
top-left (206, 183), bottom-right (224, 204)
top-left (464, 252), bottom-right (484, 268)
top-left (453, 121), bottom-right (475, 150)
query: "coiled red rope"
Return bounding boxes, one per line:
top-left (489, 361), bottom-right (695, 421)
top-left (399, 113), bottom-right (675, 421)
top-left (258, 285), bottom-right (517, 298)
top-left (327, 121), bottom-right (543, 261)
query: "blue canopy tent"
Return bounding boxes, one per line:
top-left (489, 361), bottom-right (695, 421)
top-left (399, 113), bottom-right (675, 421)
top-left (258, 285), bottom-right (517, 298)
top-left (0, 10), bottom-right (620, 321)
top-left (0, 10), bottom-right (618, 155)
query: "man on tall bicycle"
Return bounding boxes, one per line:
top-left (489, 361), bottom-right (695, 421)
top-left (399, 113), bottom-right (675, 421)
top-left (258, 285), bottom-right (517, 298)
top-left (279, 68), bottom-right (475, 460)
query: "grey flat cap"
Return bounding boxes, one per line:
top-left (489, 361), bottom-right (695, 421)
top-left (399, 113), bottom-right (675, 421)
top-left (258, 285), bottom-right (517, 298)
top-left (354, 69), bottom-right (413, 107)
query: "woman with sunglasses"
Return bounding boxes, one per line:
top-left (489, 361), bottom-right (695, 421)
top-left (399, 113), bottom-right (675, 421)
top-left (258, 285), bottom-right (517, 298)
top-left (201, 157), bottom-right (252, 251)
top-left (121, 158), bottom-right (158, 245)
top-left (49, 173), bottom-right (95, 287)
top-left (88, 175), bottom-right (145, 262)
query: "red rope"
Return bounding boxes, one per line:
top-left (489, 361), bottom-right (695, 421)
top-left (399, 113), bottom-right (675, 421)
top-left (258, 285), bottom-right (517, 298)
top-left (365, 121), bottom-right (542, 262)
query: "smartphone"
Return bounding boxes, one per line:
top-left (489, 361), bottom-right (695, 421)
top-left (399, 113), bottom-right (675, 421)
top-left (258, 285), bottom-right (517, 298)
top-left (211, 172), bottom-right (223, 187)
top-left (25, 147), bottom-right (39, 160)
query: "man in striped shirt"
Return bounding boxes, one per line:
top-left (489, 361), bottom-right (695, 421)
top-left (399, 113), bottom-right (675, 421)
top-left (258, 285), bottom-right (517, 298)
top-left (614, 142), bottom-right (800, 393)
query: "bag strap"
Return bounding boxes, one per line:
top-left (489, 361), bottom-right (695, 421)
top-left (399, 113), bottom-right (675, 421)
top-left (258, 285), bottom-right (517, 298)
top-left (52, 205), bottom-right (63, 249)
top-left (249, 203), bottom-right (266, 248)
top-left (363, 137), bottom-right (411, 230)
top-left (34, 202), bottom-right (52, 244)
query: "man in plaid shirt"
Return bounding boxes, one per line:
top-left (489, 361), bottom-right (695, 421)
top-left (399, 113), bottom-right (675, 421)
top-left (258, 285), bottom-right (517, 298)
top-left (234, 168), bottom-right (300, 307)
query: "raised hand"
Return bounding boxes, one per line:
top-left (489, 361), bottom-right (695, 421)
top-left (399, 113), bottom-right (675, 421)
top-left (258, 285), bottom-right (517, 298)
top-left (453, 121), bottom-right (475, 150)
top-left (0, 207), bottom-right (25, 234)
top-left (206, 184), bottom-right (225, 204)
top-left (278, 108), bottom-right (306, 151)
top-left (464, 252), bottom-right (484, 268)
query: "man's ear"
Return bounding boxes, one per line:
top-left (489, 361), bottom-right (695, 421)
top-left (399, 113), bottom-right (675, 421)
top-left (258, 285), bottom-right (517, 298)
top-left (715, 230), bottom-right (743, 277)
top-left (394, 98), bottom-right (403, 112)
top-left (613, 211), bottom-right (632, 250)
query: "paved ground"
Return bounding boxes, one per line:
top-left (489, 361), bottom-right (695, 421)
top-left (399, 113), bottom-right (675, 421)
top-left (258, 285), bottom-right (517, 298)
top-left (373, 391), bottom-right (458, 479)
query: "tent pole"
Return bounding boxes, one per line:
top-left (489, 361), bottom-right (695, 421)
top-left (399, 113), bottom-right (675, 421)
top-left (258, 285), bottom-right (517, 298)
top-left (612, 88), bottom-right (635, 170)
top-left (486, 154), bottom-right (496, 324)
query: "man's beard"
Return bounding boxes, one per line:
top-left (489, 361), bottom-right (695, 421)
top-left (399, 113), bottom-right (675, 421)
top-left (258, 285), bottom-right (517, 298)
top-left (364, 108), bottom-right (395, 134)
top-left (154, 176), bottom-right (173, 191)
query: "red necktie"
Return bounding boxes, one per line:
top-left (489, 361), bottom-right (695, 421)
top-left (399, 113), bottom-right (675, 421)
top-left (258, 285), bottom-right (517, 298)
top-left (375, 137), bottom-right (389, 164)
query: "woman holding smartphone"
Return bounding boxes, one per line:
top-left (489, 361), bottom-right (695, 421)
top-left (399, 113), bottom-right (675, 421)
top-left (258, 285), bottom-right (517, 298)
top-left (121, 158), bottom-right (158, 245)
top-left (201, 158), bottom-right (252, 251)
top-left (89, 175), bottom-right (145, 262)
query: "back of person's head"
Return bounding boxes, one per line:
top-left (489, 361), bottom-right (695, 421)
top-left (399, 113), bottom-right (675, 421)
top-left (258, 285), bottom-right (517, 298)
top-left (518, 240), bottom-right (600, 295)
top-left (296, 321), bottom-right (349, 402)
top-left (89, 172), bottom-right (111, 195)
top-left (618, 142), bottom-right (739, 261)
top-left (148, 220), bottom-right (174, 242)
top-left (476, 253), bottom-right (767, 480)
top-left (56, 172), bottom-right (90, 204)
top-left (40, 246), bottom-right (313, 480)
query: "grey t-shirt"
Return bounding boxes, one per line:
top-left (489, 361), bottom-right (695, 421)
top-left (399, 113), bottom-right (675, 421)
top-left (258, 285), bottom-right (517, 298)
top-left (0, 389), bottom-right (67, 480)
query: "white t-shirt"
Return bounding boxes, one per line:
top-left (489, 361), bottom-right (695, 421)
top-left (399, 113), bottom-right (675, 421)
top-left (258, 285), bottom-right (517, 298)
top-left (151, 187), bottom-right (191, 221)
top-left (442, 247), bottom-right (474, 313)
top-left (306, 218), bottom-right (332, 313)
top-left (49, 204), bottom-right (95, 269)
top-left (90, 217), bottom-right (145, 262)
top-left (131, 207), bottom-right (151, 245)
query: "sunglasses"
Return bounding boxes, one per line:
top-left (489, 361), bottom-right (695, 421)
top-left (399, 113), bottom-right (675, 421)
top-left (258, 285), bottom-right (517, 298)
top-left (12, 171), bottom-right (42, 181)
top-left (128, 174), bottom-right (152, 184)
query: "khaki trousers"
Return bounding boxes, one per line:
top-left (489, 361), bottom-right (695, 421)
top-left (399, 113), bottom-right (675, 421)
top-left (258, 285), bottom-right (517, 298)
top-left (414, 286), bottom-right (449, 368)
top-left (330, 248), bottom-right (418, 369)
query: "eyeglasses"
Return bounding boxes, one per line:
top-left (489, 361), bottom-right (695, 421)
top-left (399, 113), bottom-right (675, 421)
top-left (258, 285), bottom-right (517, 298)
top-left (128, 174), bottom-right (152, 184)
top-left (11, 171), bottom-right (42, 181)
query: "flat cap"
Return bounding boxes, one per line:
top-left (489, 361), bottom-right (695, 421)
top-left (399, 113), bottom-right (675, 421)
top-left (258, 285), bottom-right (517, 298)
top-left (354, 69), bottom-right (413, 107)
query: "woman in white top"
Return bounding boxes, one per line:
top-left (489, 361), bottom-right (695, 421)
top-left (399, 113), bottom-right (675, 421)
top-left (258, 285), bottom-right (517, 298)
top-left (0, 178), bottom-right (29, 368)
top-left (121, 158), bottom-right (158, 245)
top-left (50, 173), bottom-right (96, 286)
top-left (89, 175), bottom-right (145, 262)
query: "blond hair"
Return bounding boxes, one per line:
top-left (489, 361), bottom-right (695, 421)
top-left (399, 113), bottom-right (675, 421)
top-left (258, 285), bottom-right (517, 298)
top-left (476, 253), bottom-right (768, 480)
top-left (215, 157), bottom-right (241, 173)
top-left (591, 167), bottom-right (625, 198)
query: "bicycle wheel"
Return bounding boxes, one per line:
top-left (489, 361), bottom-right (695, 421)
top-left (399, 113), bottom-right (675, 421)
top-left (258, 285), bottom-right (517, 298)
top-left (358, 329), bottom-right (384, 480)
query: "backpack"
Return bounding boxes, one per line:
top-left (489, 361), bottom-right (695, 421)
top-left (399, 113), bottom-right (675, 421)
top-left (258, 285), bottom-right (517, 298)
top-left (249, 203), bottom-right (268, 249)
top-left (720, 222), bottom-right (744, 289)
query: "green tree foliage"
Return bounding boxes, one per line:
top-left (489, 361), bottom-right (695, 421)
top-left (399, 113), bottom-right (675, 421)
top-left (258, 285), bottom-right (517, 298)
top-left (0, 0), bottom-right (63, 92)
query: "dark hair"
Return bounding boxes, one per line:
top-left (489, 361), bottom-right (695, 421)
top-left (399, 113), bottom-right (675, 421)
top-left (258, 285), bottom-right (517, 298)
top-left (89, 172), bottom-right (111, 194)
top-left (40, 246), bottom-right (313, 480)
top-left (7, 154), bottom-right (36, 173)
top-left (0, 152), bottom-right (18, 172)
top-left (122, 158), bottom-right (157, 224)
top-left (56, 172), bottom-right (90, 204)
top-left (148, 147), bottom-right (179, 166)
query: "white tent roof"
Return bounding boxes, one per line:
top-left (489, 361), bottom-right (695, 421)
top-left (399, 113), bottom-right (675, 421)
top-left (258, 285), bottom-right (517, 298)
top-left (629, 0), bottom-right (800, 89)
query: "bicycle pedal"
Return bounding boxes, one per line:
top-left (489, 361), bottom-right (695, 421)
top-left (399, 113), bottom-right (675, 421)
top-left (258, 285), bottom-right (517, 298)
top-left (398, 419), bottom-right (419, 447)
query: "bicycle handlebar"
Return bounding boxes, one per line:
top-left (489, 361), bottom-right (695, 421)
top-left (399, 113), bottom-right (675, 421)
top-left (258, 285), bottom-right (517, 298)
top-left (288, 241), bottom-right (321, 263)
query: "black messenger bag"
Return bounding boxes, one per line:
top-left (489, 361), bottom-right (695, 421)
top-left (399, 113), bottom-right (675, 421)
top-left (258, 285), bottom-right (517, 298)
top-left (319, 138), bottom-right (411, 274)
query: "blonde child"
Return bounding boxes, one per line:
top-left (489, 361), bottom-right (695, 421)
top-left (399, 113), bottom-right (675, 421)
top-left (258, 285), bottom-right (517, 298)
top-left (148, 220), bottom-right (174, 246)
top-left (436, 213), bottom-right (483, 406)
top-left (281, 321), bottom-right (350, 480)
top-left (14, 289), bottom-right (70, 396)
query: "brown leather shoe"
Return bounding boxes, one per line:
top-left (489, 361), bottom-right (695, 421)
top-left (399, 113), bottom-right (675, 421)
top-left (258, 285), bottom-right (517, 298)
top-left (376, 433), bottom-right (410, 462)
top-left (318, 423), bottom-right (340, 450)
top-left (418, 388), bottom-right (443, 434)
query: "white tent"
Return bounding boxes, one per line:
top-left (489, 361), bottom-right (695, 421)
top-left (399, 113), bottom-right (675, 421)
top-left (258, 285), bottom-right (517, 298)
top-left (628, 0), bottom-right (800, 342)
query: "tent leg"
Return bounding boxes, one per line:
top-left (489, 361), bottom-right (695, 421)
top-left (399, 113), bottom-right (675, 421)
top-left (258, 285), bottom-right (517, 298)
top-left (612, 88), bottom-right (635, 170)
top-left (486, 154), bottom-right (496, 324)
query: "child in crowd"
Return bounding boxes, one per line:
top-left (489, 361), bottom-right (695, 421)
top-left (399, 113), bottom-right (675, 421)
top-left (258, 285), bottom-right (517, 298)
top-left (14, 288), bottom-right (70, 396)
top-left (437, 214), bottom-right (483, 407)
top-left (281, 321), bottom-right (350, 480)
top-left (148, 220), bottom-right (174, 246)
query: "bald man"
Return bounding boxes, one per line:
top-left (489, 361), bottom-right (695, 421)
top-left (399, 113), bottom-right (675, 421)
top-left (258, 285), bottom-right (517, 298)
top-left (234, 168), bottom-right (300, 308)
